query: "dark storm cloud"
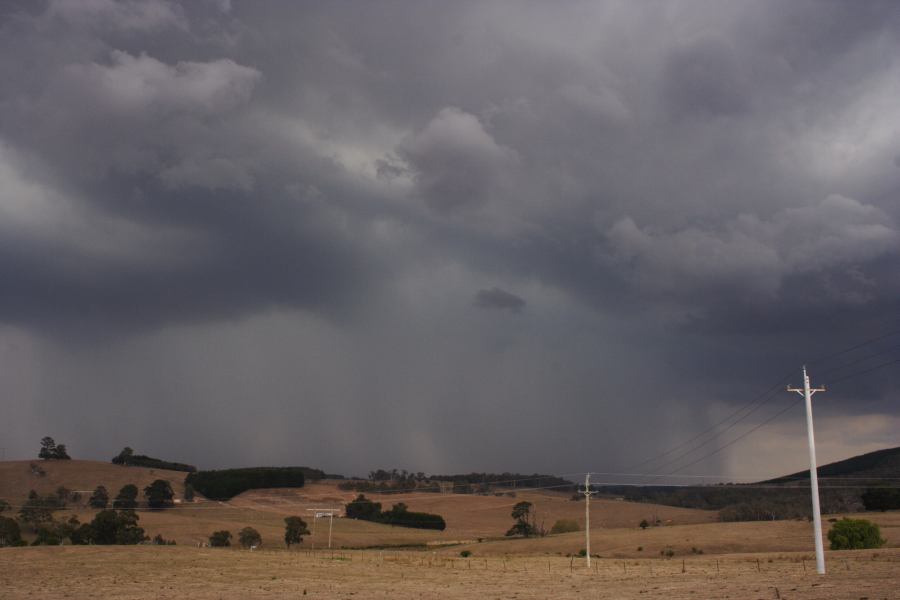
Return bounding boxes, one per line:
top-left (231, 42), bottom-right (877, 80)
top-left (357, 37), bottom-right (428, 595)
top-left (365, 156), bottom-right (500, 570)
top-left (473, 287), bottom-right (526, 314)
top-left (2, 0), bottom-right (900, 476)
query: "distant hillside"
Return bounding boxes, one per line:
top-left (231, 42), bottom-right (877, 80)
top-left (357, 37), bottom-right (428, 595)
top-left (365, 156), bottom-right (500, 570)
top-left (595, 445), bottom-right (900, 521)
top-left (765, 446), bottom-right (900, 484)
top-left (0, 460), bottom-right (189, 506)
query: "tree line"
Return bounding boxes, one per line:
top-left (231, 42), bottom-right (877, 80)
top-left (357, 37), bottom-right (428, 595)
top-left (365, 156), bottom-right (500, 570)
top-left (112, 447), bottom-right (197, 473)
top-left (345, 494), bottom-right (446, 530)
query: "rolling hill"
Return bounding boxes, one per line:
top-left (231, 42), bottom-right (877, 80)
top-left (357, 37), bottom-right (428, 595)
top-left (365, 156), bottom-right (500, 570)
top-left (594, 445), bottom-right (900, 519)
top-left (0, 460), bottom-right (190, 506)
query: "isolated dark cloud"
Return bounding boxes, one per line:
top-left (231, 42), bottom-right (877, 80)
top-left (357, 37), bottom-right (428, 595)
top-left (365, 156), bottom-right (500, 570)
top-left (1, 1), bottom-right (899, 477)
top-left (473, 287), bottom-right (526, 314)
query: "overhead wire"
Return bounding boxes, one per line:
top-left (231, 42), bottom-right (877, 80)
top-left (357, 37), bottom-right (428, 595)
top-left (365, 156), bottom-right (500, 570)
top-left (630, 327), bottom-right (900, 477)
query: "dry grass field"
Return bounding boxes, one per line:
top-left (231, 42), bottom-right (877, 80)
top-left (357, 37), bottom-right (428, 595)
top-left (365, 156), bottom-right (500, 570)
top-left (0, 460), bottom-right (716, 548)
top-left (4, 460), bottom-right (900, 597)
top-left (0, 460), bottom-right (189, 505)
top-left (2, 545), bottom-right (899, 599)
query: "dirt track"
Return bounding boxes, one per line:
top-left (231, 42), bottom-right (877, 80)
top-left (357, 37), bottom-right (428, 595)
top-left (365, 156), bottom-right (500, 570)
top-left (3, 546), bottom-right (899, 599)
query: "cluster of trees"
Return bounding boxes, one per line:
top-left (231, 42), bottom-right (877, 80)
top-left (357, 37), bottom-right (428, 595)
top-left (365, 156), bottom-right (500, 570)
top-left (38, 437), bottom-right (70, 460)
top-left (592, 483), bottom-right (862, 522)
top-left (505, 501), bottom-right (544, 538)
top-left (861, 488), bottom-right (900, 511)
top-left (432, 473), bottom-right (572, 493)
top-left (5, 479), bottom-right (178, 547)
top-left (112, 447), bottom-right (197, 473)
top-left (340, 470), bottom-right (571, 496)
top-left (345, 495), bottom-right (446, 530)
top-left (84, 481), bottom-right (175, 511)
top-left (208, 517), bottom-right (310, 549)
top-left (0, 516), bottom-right (24, 547)
top-left (10, 498), bottom-right (147, 546)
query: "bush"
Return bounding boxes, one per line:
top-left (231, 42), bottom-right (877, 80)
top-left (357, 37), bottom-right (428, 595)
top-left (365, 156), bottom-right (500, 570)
top-left (639, 519), bottom-right (649, 529)
top-left (89, 486), bottom-right (109, 509)
top-left (152, 534), bottom-right (176, 545)
top-left (32, 525), bottom-right (63, 546)
top-left (861, 488), bottom-right (900, 512)
top-left (113, 484), bottom-right (139, 510)
top-left (827, 518), bottom-right (886, 550)
top-left (460, 550), bottom-right (471, 557)
top-left (209, 530), bottom-right (232, 547)
top-left (17, 491), bottom-right (62, 532)
top-left (186, 468), bottom-right (307, 500)
top-left (345, 494), bottom-right (382, 521)
top-left (144, 480), bottom-right (175, 510)
top-left (0, 516), bottom-right (23, 547)
top-left (70, 523), bottom-right (95, 545)
top-left (88, 510), bottom-right (146, 545)
top-left (239, 527), bottom-right (262, 548)
top-left (550, 519), bottom-right (580, 534)
top-left (284, 516), bottom-right (309, 547)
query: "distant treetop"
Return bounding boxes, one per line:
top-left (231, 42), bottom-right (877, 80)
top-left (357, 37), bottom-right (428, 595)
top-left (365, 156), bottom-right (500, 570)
top-left (38, 437), bottom-right (71, 460)
top-left (112, 447), bottom-right (196, 473)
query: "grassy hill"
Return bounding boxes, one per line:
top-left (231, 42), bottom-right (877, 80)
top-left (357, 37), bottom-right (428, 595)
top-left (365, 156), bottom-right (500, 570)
top-left (0, 460), bottom-right (189, 506)
top-left (3, 458), bottom-right (899, 556)
top-left (1, 459), bottom-right (716, 549)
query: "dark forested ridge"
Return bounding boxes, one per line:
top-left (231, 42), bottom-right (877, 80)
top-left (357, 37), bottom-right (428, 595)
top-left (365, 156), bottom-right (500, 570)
top-left (594, 446), bottom-right (900, 521)
top-left (764, 446), bottom-right (900, 484)
top-left (185, 467), bottom-right (309, 500)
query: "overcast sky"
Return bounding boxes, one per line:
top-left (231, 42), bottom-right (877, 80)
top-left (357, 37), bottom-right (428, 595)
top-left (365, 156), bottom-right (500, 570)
top-left (1, 0), bottom-right (899, 481)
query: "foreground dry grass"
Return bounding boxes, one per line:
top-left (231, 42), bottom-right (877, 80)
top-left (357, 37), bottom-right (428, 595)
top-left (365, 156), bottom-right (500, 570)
top-left (3, 546), bottom-right (899, 599)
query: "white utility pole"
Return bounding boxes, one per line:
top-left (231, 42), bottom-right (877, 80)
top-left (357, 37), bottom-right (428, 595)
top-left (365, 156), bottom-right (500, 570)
top-left (788, 366), bottom-right (826, 575)
top-left (583, 473), bottom-right (597, 568)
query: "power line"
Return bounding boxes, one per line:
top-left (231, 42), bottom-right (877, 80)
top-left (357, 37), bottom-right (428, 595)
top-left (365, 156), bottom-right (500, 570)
top-left (634, 330), bottom-right (900, 477)
top-left (827, 356), bottom-right (900, 386)
top-left (807, 327), bottom-right (900, 369)
top-left (625, 372), bottom-right (794, 473)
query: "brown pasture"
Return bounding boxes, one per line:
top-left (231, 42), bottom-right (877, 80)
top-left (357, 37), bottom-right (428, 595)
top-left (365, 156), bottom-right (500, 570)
top-left (0, 460), bottom-right (188, 505)
top-left (2, 545), bottom-right (900, 599)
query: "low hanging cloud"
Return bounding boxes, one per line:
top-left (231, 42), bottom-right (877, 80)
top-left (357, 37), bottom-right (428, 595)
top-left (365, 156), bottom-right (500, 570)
top-left (604, 195), bottom-right (899, 304)
top-left (399, 107), bottom-right (519, 214)
top-left (473, 287), bottom-right (526, 314)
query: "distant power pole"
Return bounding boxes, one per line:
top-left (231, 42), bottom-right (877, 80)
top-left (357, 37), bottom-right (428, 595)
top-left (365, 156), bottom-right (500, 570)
top-left (788, 366), bottom-right (826, 575)
top-left (582, 473), bottom-right (597, 568)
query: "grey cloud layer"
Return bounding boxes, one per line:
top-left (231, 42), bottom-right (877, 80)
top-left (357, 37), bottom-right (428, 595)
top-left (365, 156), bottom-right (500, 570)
top-left (1, 0), bottom-right (899, 473)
